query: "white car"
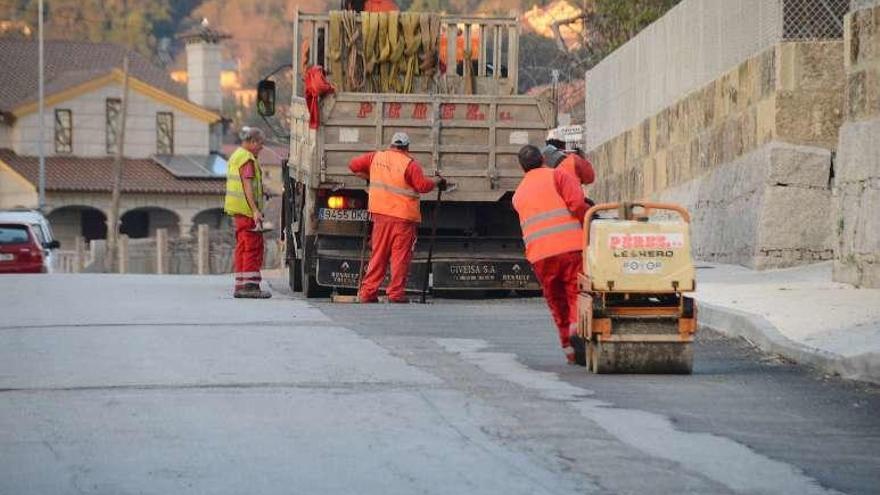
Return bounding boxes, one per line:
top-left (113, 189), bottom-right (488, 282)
top-left (0, 209), bottom-right (60, 273)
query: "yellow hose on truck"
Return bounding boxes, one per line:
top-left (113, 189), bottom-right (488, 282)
top-left (574, 202), bottom-right (697, 374)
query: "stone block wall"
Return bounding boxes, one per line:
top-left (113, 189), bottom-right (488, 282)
top-left (834, 3), bottom-right (880, 287)
top-left (654, 144), bottom-right (834, 268)
top-left (588, 41), bottom-right (844, 269)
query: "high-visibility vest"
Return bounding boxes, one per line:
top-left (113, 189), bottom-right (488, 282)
top-left (224, 147), bottom-right (263, 217)
top-left (512, 168), bottom-right (583, 263)
top-left (368, 150), bottom-right (421, 222)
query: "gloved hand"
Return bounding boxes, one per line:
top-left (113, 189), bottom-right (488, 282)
top-left (436, 177), bottom-right (448, 192)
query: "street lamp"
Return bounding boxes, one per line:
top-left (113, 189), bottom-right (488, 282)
top-left (37, 0), bottom-right (45, 211)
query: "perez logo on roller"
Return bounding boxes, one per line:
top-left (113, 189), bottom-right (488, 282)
top-left (608, 233), bottom-right (685, 249)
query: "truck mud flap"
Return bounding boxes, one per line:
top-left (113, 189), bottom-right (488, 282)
top-left (432, 261), bottom-right (539, 290)
top-left (316, 258), bottom-right (428, 290)
top-left (316, 258), bottom-right (539, 290)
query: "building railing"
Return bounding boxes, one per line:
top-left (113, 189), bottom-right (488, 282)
top-left (51, 228), bottom-right (283, 275)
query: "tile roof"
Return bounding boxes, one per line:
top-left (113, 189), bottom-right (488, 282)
top-left (0, 39), bottom-right (187, 113)
top-left (0, 149), bottom-right (225, 195)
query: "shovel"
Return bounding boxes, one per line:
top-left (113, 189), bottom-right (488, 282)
top-left (420, 181), bottom-right (454, 304)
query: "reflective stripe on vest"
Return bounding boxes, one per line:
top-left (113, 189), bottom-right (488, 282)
top-left (224, 147), bottom-right (263, 217)
top-left (512, 167), bottom-right (583, 263)
top-left (368, 150), bottom-right (421, 222)
top-left (523, 221), bottom-right (581, 245)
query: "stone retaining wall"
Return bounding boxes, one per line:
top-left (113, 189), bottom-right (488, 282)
top-left (834, 4), bottom-right (880, 287)
top-left (588, 41), bottom-right (844, 269)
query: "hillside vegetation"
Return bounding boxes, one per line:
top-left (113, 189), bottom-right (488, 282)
top-left (0, 0), bottom-right (680, 92)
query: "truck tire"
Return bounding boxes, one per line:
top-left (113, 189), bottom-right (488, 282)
top-left (289, 256), bottom-right (303, 292)
top-left (301, 253), bottom-right (331, 299)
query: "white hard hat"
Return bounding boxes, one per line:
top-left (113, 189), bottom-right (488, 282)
top-left (546, 128), bottom-right (563, 142)
top-left (390, 132), bottom-right (410, 147)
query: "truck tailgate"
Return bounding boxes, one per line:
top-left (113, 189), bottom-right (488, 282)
top-left (305, 94), bottom-right (554, 200)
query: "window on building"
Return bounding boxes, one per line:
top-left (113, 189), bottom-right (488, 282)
top-left (156, 112), bottom-right (174, 155)
top-left (106, 98), bottom-right (121, 154)
top-left (54, 109), bottom-right (72, 153)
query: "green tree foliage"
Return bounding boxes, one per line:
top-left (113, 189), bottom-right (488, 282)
top-left (239, 43), bottom-right (293, 128)
top-left (589, 0), bottom-right (682, 56)
top-left (518, 31), bottom-right (594, 93)
top-left (406, 0), bottom-right (448, 11)
top-left (516, 0), bottom-right (682, 92)
top-left (0, 0), bottom-right (172, 56)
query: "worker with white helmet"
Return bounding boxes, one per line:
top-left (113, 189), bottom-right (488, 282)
top-left (545, 128), bottom-right (595, 191)
top-left (349, 132), bottom-right (447, 303)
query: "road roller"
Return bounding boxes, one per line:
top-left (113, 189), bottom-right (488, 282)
top-left (573, 202), bottom-right (697, 374)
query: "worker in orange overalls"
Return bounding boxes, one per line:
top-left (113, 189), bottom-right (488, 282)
top-left (224, 127), bottom-right (271, 299)
top-left (544, 129), bottom-right (595, 189)
top-left (349, 132), bottom-right (447, 303)
top-left (512, 145), bottom-right (588, 364)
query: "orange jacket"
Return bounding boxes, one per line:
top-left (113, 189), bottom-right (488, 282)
top-left (367, 150), bottom-right (422, 222)
top-left (439, 32), bottom-right (481, 65)
top-left (513, 168), bottom-right (584, 263)
top-left (557, 153), bottom-right (595, 186)
top-left (364, 0), bottom-right (399, 12)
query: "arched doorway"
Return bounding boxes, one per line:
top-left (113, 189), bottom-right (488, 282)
top-left (120, 207), bottom-right (180, 239)
top-left (192, 208), bottom-right (232, 234)
top-left (47, 206), bottom-right (108, 246)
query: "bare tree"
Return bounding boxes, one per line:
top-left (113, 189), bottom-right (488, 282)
top-left (104, 53), bottom-right (130, 273)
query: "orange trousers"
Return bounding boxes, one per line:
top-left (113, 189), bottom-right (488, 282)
top-left (233, 215), bottom-right (264, 289)
top-left (531, 250), bottom-right (582, 353)
top-left (358, 215), bottom-right (417, 302)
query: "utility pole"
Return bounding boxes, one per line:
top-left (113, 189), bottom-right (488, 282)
top-left (37, 0), bottom-right (45, 210)
top-left (105, 53), bottom-right (130, 273)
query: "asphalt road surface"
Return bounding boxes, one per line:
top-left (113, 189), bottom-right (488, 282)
top-left (0, 274), bottom-right (877, 495)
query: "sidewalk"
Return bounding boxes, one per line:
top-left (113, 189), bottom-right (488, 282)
top-left (695, 262), bottom-right (880, 384)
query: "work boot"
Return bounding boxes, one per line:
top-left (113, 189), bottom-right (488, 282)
top-left (388, 297), bottom-right (410, 304)
top-left (569, 335), bottom-right (588, 367)
top-left (234, 283), bottom-right (272, 299)
top-left (563, 345), bottom-right (577, 365)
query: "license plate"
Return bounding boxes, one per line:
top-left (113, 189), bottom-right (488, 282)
top-left (0, 253), bottom-right (14, 261)
top-left (318, 208), bottom-right (369, 222)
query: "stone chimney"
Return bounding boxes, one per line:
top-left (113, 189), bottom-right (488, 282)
top-left (180, 19), bottom-right (230, 111)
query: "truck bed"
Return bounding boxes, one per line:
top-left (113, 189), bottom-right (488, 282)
top-left (290, 93), bottom-right (554, 201)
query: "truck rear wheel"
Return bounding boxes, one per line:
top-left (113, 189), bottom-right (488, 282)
top-left (301, 254), bottom-right (331, 299)
top-left (289, 256), bottom-right (303, 292)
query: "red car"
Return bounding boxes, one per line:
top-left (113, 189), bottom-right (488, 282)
top-left (0, 222), bottom-right (46, 274)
